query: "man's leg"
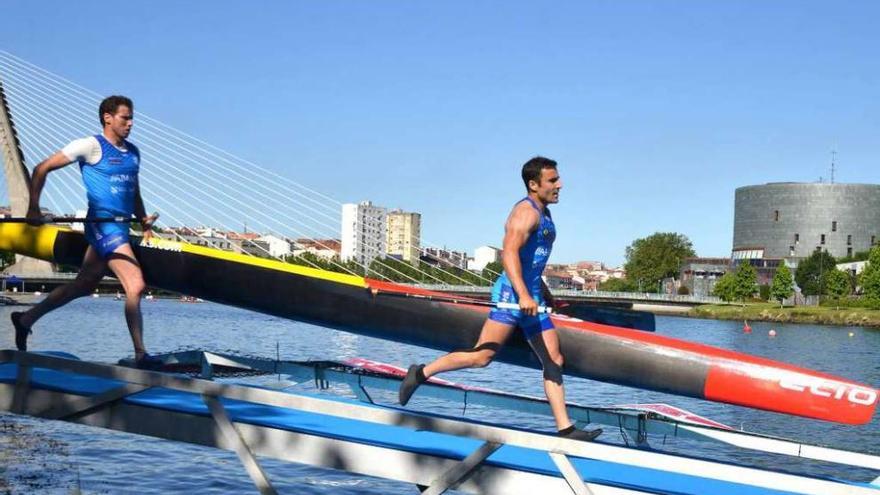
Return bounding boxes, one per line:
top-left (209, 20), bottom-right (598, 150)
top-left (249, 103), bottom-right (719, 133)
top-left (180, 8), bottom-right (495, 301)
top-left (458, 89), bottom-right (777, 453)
top-left (528, 329), bottom-right (602, 441)
top-left (105, 244), bottom-right (148, 359)
top-left (13, 247), bottom-right (106, 350)
top-left (399, 319), bottom-right (515, 405)
top-left (527, 329), bottom-right (571, 429)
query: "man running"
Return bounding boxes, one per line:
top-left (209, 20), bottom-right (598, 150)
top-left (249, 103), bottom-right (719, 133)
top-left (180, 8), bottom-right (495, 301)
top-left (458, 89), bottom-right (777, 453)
top-left (399, 156), bottom-right (601, 441)
top-left (11, 95), bottom-right (160, 368)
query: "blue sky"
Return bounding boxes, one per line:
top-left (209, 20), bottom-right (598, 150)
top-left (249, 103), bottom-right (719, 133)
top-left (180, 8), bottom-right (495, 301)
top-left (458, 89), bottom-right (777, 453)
top-left (2, 1), bottom-right (878, 265)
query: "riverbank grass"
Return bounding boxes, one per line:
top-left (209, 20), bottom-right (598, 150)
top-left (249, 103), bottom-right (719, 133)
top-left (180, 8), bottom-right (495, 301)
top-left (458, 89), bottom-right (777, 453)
top-left (689, 302), bottom-right (880, 327)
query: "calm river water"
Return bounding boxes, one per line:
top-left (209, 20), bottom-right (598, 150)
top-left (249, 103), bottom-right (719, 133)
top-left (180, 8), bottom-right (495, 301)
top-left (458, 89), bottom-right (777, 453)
top-left (1, 297), bottom-right (878, 493)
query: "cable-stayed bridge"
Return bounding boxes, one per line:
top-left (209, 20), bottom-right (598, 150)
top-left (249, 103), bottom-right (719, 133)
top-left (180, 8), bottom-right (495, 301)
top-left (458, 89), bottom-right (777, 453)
top-left (0, 51), bottom-right (718, 308)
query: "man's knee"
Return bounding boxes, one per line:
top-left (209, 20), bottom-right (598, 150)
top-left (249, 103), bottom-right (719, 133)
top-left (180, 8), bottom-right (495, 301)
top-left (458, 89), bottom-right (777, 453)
top-left (125, 278), bottom-right (146, 298)
top-left (543, 355), bottom-right (564, 384)
top-left (69, 283), bottom-right (94, 298)
top-left (71, 274), bottom-right (101, 296)
top-left (471, 349), bottom-right (495, 368)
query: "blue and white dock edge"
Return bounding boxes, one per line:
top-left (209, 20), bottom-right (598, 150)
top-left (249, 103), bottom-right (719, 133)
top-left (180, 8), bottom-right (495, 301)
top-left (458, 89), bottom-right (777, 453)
top-left (1, 350), bottom-right (878, 495)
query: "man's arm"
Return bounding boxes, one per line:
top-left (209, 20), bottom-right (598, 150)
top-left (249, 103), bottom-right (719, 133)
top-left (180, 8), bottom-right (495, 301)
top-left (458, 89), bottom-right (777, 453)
top-left (501, 202), bottom-right (541, 315)
top-left (27, 152), bottom-right (75, 223)
top-left (133, 183), bottom-right (157, 241)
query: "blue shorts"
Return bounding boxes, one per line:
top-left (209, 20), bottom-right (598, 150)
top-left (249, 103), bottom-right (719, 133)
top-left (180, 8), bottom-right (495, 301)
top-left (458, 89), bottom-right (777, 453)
top-left (84, 219), bottom-right (130, 259)
top-left (487, 280), bottom-right (554, 340)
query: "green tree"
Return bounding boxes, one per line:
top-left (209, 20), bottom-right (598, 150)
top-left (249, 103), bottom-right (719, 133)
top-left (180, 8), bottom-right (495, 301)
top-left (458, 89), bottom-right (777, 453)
top-left (732, 263), bottom-right (758, 304)
top-left (836, 249), bottom-right (871, 264)
top-left (794, 250), bottom-right (836, 296)
top-left (823, 268), bottom-right (851, 309)
top-left (624, 232), bottom-right (696, 293)
top-left (712, 272), bottom-right (736, 302)
top-left (599, 277), bottom-right (639, 292)
top-left (481, 261), bottom-right (504, 284)
top-left (0, 250), bottom-right (15, 270)
top-left (859, 246), bottom-right (880, 299)
top-left (770, 263), bottom-right (794, 308)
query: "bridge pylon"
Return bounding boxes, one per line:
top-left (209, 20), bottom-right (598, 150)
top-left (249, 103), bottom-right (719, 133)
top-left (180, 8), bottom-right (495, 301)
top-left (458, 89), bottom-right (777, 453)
top-left (0, 76), bottom-right (55, 276)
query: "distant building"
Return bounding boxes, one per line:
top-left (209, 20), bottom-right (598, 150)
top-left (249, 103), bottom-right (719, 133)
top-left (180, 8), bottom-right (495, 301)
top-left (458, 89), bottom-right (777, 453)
top-left (240, 238), bottom-right (272, 258)
top-left (543, 270), bottom-right (577, 290)
top-left (734, 182), bottom-right (880, 261)
top-left (72, 209), bottom-right (87, 232)
top-left (386, 209), bottom-right (421, 265)
top-left (837, 260), bottom-right (867, 277)
top-left (422, 247), bottom-right (468, 269)
top-left (292, 238), bottom-right (341, 260)
top-left (572, 274), bottom-right (594, 291)
top-left (574, 260), bottom-right (604, 271)
top-left (227, 231), bottom-right (262, 256)
top-left (341, 201), bottom-right (387, 267)
top-left (469, 245), bottom-right (502, 271)
top-left (679, 258), bottom-right (730, 297)
top-left (536, 261), bottom-right (624, 291)
top-left (553, 261), bottom-right (624, 286)
top-left (168, 226), bottom-right (239, 252)
top-left (256, 234), bottom-right (291, 258)
top-left (227, 231), bottom-right (260, 242)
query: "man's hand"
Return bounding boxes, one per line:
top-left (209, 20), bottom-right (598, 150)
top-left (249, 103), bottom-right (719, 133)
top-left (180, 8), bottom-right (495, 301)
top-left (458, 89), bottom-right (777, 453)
top-left (25, 206), bottom-right (46, 226)
top-left (141, 212), bottom-right (159, 241)
top-left (519, 294), bottom-right (539, 316)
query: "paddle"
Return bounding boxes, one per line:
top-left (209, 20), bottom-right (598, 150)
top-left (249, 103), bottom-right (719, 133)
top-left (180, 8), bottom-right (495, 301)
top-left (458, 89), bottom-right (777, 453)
top-left (0, 216), bottom-right (133, 224)
top-left (496, 301), bottom-right (552, 314)
top-left (1, 212), bottom-right (159, 225)
top-left (372, 289), bottom-right (552, 313)
top-left (373, 288), bottom-right (654, 331)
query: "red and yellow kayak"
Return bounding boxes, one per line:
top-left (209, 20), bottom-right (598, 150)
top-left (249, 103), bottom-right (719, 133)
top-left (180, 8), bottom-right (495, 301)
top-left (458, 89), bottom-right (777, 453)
top-left (2, 223), bottom-right (876, 424)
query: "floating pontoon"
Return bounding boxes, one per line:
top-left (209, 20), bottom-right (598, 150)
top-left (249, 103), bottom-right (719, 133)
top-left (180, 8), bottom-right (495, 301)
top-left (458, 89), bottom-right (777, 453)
top-left (2, 350), bottom-right (877, 495)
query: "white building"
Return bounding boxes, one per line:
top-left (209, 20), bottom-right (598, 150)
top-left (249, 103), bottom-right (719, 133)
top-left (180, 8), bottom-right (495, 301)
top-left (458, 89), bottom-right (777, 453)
top-left (837, 260), bottom-right (868, 277)
top-left (386, 209), bottom-right (421, 265)
top-left (341, 201), bottom-right (387, 267)
top-left (468, 245), bottom-right (502, 271)
top-left (169, 227), bottom-right (239, 252)
top-left (72, 209), bottom-right (87, 232)
top-left (257, 234), bottom-right (292, 258)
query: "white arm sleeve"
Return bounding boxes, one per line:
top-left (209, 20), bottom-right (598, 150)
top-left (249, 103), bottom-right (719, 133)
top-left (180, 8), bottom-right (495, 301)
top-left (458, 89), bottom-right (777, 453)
top-left (61, 137), bottom-right (102, 165)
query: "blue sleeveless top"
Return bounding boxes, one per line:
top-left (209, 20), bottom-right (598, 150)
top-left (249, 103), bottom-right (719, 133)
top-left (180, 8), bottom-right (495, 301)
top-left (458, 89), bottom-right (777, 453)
top-left (496, 197), bottom-right (556, 295)
top-left (79, 135), bottom-right (140, 216)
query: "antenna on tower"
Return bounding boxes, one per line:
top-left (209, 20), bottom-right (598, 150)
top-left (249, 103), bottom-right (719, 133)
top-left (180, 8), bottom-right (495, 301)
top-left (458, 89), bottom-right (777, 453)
top-left (830, 150), bottom-right (836, 184)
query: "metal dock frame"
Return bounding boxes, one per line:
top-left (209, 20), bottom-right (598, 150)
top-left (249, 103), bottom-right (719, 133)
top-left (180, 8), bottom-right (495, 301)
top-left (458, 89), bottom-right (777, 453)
top-left (188, 350), bottom-right (880, 472)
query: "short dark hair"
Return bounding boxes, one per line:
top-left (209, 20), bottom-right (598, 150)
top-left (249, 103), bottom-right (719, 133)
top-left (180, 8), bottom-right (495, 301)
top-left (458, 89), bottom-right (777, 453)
top-left (98, 95), bottom-right (133, 126)
top-left (521, 156), bottom-right (557, 191)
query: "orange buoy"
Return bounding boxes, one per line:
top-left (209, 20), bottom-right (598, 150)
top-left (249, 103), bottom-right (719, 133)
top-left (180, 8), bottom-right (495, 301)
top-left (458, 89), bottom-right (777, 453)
top-left (743, 321), bottom-right (752, 333)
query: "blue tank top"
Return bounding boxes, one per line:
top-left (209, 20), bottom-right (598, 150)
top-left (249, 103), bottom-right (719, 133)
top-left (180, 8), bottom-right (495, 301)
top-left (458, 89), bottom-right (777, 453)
top-left (497, 197), bottom-right (556, 295)
top-left (79, 135), bottom-right (140, 216)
